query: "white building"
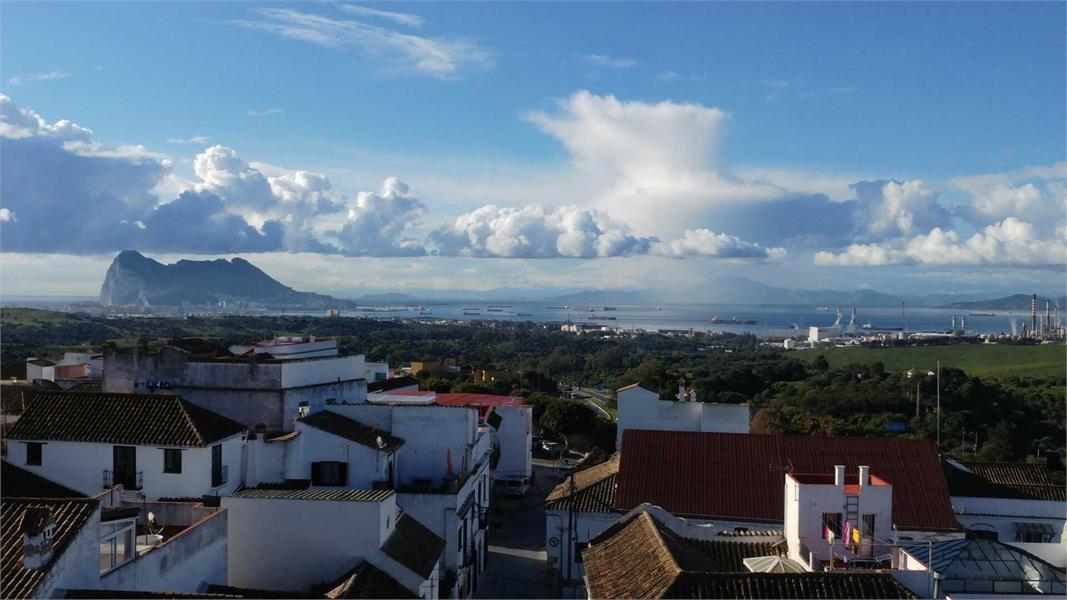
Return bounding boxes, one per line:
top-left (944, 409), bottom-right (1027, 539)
top-left (24, 358), bottom-right (55, 382)
top-left (808, 325), bottom-right (840, 343)
top-left (243, 398), bottom-right (493, 599)
top-left (228, 336), bottom-right (339, 360)
top-left (103, 343), bottom-right (368, 431)
top-left (223, 488), bottom-right (443, 598)
top-left (6, 390), bottom-right (245, 501)
top-left (372, 391), bottom-right (533, 487)
top-left (784, 465), bottom-right (894, 568)
top-left (3, 474), bottom-right (228, 599)
top-left (943, 458), bottom-right (1067, 567)
top-left (614, 383), bottom-right (750, 451)
top-left (365, 360), bottom-right (390, 382)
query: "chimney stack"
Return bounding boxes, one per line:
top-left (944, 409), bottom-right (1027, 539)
top-left (21, 508), bottom-right (55, 570)
top-left (1032, 294), bottom-right (1038, 337)
top-left (858, 465), bottom-right (870, 487)
top-left (834, 465), bottom-right (845, 486)
top-left (678, 379), bottom-right (686, 402)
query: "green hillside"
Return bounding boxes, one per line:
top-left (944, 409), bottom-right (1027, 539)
top-left (794, 343), bottom-right (1065, 378)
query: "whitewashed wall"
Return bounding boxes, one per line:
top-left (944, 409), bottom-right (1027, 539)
top-left (616, 385), bottom-right (750, 450)
top-left (7, 435), bottom-right (243, 500)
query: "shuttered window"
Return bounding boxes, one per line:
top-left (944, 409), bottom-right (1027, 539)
top-left (311, 461), bottom-right (348, 486)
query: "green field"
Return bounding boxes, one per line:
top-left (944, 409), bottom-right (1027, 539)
top-left (793, 343), bottom-right (1065, 378)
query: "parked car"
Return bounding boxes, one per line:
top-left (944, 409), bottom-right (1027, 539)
top-left (541, 441), bottom-right (564, 454)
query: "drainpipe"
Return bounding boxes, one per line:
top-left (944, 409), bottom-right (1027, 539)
top-left (932, 571), bottom-right (943, 599)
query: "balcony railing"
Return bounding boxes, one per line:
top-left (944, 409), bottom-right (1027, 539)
top-left (103, 470), bottom-right (142, 491)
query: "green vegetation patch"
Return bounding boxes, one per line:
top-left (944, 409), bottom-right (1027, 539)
top-left (794, 343), bottom-right (1065, 378)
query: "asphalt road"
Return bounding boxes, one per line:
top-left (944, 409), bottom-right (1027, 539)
top-left (476, 465), bottom-right (568, 599)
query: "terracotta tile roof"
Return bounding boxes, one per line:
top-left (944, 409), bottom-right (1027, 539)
top-left (321, 561), bottom-right (418, 599)
top-left (382, 513), bottom-right (445, 579)
top-left (947, 460), bottom-right (1066, 501)
top-left (584, 511), bottom-right (913, 599)
top-left (1, 461), bottom-right (86, 499)
top-left (7, 391), bottom-right (246, 447)
top-left (65, 590), bottom-right (242, 599)
top-left (299, 411), bottom-right (404, 452)
top-left (617, 430), bottom-right (960, 532)
top-left (2, 498), bottom-right (99, 599)
top-left (231, 488), bottom-right (393, 502)
top-left (666, 572), bottom-right (916, 599)
top-left (1, 384), bottom-right (30, 415)
top-left (545, 455), bottom-right (619, 513)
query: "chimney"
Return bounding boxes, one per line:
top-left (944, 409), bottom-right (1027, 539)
top-left (21, 508), bottom-right (55, 570)
top-left (677, 379), bottom-right (686, 402)
top-left (833, 465), bottom-right (845, 486)
top-left (858, 465), bottom-right (870, 487)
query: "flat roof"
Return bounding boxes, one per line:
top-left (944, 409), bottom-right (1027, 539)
top-left (388, 390), bottom-right (528, 408)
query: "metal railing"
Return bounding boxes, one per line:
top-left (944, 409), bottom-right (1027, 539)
top-left (102, 469), bottom-right (142, 490)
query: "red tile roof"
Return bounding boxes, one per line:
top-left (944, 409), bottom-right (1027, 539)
top-left (2, 498), bottom-right (99, 599)
top-left (616, 430), bottom-right (960, 532)
top-left (385, 391), bottom-right (528, 419)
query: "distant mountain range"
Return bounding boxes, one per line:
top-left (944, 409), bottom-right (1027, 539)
top-left (97, 251), bottom-right (1057, 310)
top-left (942, 294), bottom-right (1066, 311)
top-left (99, 250), bottom-right (350, 308)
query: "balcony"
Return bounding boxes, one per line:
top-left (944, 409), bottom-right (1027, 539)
top-left (103, 469), bottom-right (142, 491)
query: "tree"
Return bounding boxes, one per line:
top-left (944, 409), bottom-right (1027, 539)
top-left (812, 355), bottom-right (830, 372)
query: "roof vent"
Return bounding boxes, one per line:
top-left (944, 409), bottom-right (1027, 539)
top-left (21, 508), bottom-right (56, 570)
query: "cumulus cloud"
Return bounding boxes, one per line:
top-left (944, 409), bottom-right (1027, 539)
top-left (652, 229), bottom-right (786, 260)
top-left (429, 205), bottom-right (655, 258)
top-left (246, 108), bottom-right (283, 117)
top-left (0, 95), bottom-right (280, 254)
top-left (333, 177), bottom-right (426, 256)
top-left (233, 8), bottom-right (492, 79)
top-left (814, 218), bottom-right (1067, 267)
top-left (850, 179), bottom-right (951, 241)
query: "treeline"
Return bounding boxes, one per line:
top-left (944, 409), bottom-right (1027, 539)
top-left (3, 309), bottom-right (1062, 464)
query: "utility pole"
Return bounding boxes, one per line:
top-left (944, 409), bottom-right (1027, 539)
top-left (936, 360), bottom-right (941, 451)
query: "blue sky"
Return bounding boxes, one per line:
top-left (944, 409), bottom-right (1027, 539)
top-left (1, 2), bottom-right (1064, 297)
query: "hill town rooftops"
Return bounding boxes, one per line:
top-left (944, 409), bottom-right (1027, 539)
top-left (2, 498), bottom-right (99, 599)
top-left (231, 488), bottom-right (394, 502)
top-left (583, 511), bottom-right (912, 599)
top-left (545, 455), bottom-right (619, 513)
top-left (616, 430), bottom-right (961, 532)
top-left (943, 459), bottom-right (1067, 502)
top-left (299, 410), bottom-right (404, 452)
top-left (7, 391), bottom-right (246, 447)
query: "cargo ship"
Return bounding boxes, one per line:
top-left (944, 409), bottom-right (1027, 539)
top-left (589, 315), bottom-right (617, 321)
top-left (710, 316), bottom-right (757, 325)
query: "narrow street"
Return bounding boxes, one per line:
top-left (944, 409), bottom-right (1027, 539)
top-left (476, 465), bottom-right (567, 599)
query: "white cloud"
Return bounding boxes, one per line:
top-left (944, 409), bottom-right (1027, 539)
top-left (335, 4), bottom-right (424, 27)
top-left (332, 177), bottom-right (426, 256)
top-left (233, 8), bottom-right (492, 79)
top-left (0, 208), bottom-right (15, 222)
top-left (814, 218), bottom-right (1067, 267)
top-left (429, 205), bottom-right (655, 259)
top-left (584, 54), bottom-right (638, 68)
top-left (657, 70), bottom-right (679, 81)
top-left (246, 108), bottom-right (283, 117)
top-left (652, 229), bottom-right (787, 261)
top-left (6, 71), bottom-right (69, 87)
top-left (193, 145), bottom-right (275, 210)
top-left (166, 135), bottom-right (210, 145)
top-left (851, 179), bottom-right (950, 241)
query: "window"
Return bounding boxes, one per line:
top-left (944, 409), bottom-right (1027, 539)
top-left (163, 449), bottom-right (182, 474)
top-left (1014, 522), bottom-right (1054, 543)
top-left (862, 514), bottom-right (876, 537)
top-left (25, 442), bottom-right (42, 466)
top-left (311, 461), bottom-right (348, 486)
top-left (822, 512), bottom-right (842, 537)
top-left (966, 528), bottom-right (999, 541)
top-left (99, 520), bottom-right (134, 573)
top-left (211, 444), bottom-right (224, 487)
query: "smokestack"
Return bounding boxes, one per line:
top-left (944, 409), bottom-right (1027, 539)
top-left (858, 465), bottom-right (870, 487)
top-left (1045, 301), bottom-right (1051, 334)
top-left (1032, 294), bottom-right (1038, 337)
top-left (834, 465), bottom-right (845, 486)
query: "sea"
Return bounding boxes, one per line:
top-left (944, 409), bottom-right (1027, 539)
top-left (274, 302), bottom-right (1028, 337)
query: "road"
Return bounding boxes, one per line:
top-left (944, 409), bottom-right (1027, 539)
top-left (574, 387), bottom-right (615, 421)
top-left (476, 465), bottom-right (565, 598)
